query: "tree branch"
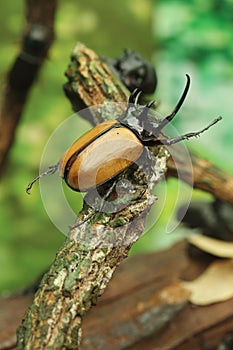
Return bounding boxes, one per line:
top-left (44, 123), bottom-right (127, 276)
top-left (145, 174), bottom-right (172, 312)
top-left (16, 43), bottom-right (169, 349)
top-left (0, 0), bottom-right (57, 173)
top-left (167, 146), bottom-right (233, 206)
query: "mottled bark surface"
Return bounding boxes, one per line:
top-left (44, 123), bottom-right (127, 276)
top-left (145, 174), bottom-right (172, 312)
top-left (16, 43), bottom-right (169, 350)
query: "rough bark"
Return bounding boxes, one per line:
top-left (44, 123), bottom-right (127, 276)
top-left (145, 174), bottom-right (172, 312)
top-left (16, 43), bottom-right (169, 350)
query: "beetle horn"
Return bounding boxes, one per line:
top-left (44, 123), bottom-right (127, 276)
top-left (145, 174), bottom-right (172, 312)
top-left (122, 89), bottom-right (143, 120)
top-left (128, 88), bottom-right (142, 105)
top-left (26, 163), bottom-right (59, 194)
top-left (146, 100), bottom-right (156, 109)
top-left (155, 74), bottom-right (191, 132)
top-left (138, 99), bottom-right (155, 122)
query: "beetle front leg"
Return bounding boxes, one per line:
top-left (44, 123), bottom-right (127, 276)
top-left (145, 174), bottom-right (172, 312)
top-left (26, 163), bottom-right (59, 194)
top-left (152, 117), bottom-right (222, 146)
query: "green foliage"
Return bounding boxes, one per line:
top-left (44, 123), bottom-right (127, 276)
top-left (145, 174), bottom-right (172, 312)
top-left (0, 0), bottom-right (232, 293)
top-left (0, 0), bottom-right (153, 293)
top-left (154, 0), bottom-right (233, 171)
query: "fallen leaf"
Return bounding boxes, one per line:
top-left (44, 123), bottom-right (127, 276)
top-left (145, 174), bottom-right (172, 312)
top-left (187, 234), bottom-right (233, 258)
top-left (158, 283), bottom-right (191, 304)
top-left (181, 259), bottom-right (233, 305)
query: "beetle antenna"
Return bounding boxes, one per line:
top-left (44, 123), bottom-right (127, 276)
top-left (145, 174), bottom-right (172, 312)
top-left (155, 74), bottom-right (191, 132)
top-left (26, 163), bottom-right (59, 194)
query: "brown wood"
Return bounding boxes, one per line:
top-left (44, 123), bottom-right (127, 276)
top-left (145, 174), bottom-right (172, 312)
top-left (1, 241), bottom-right (233, 350)
top-left (167, 146), bottom-right (233, 206)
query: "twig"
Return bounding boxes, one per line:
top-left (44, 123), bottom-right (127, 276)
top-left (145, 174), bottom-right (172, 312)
top-left (0, 0), bottom-right (57, 173)
top-left (167, 147), bottom-right (233, 206)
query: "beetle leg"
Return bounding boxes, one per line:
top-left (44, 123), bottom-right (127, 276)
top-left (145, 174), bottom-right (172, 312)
top-left (138, 100), bottom-right (156, 125)
top-left (69, 181), bottom-right (117, 230)
top-left (69, 212), bottom-right (95, 230)
top-left (26, 163), bottom-right (59, 194)
top-left (98, 180), bottom-right (117, 212)
top-left (152, 117), bottom-right (222, 146)
top-left (154, 74), bottom-right (191, 133)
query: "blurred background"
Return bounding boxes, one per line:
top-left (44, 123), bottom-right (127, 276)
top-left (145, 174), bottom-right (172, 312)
top-left (0, 0), bottom-right (232, 293)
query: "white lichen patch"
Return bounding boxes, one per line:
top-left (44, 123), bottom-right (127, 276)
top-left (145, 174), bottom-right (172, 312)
top-left (54, 269), bottom-right (67, 287)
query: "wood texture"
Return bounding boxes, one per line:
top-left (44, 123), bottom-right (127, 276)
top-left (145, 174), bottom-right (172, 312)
top-left (168, 148), bottom-right (233, 206)
top-left (2, 241), bottom-right (233, 350)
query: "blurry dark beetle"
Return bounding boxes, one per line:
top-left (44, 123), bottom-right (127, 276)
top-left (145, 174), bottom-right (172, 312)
top-left (104, 49), bottom-right (157, 94)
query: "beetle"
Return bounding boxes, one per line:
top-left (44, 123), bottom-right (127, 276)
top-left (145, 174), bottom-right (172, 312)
top-left (105, 49), bottom-right (157, 94)
top-left (26, 74), bottom-right (221, 194)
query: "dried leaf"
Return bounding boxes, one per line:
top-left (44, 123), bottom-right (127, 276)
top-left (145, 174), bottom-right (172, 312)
top-left (181, 259), bottom-right (233, 305)
top-left (187, 234), bottom-right (233, 258)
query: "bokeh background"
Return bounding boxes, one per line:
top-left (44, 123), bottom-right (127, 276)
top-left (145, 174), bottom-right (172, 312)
top-left (1, 0), bottom-right (232, 293)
